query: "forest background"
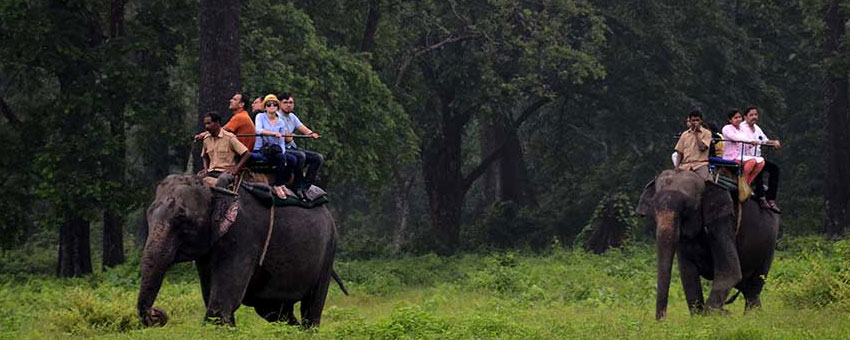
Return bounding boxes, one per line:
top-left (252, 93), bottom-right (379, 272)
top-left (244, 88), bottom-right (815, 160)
top-left (0, 0), bottom-right (849, 277)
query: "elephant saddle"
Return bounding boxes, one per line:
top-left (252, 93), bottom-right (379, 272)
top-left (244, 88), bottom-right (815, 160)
top-left (240, 182), bottom-right (329, 208)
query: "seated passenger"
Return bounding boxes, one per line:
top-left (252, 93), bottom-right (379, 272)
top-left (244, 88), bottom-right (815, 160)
top-left (200, 112), bottom-right (251, 180)
top-left (674, 109), bottom-right (712, 181)
top-left (721, 109), bottom-right (764, 184)
top-left (278, 92), bottom-right (323, 199)
top-left (253, 94), bottom-right (298, 199)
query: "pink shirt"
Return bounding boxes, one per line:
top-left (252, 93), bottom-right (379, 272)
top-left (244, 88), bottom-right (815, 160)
top-left (721, 124), bottom-right (753, 160)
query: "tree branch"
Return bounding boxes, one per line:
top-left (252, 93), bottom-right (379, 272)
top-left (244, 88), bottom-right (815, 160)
top-left (394, 33), bottom-right (479, 87)
top-left (512, 98), bottom-right (551, 130)
top-left (462, 98), bottom-right (552, 191)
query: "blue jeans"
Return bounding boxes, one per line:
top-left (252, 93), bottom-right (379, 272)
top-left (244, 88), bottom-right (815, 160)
top-left (286, 148), bottom-right (323, 188)
top-left (250, 152), bottom-right (297, 186)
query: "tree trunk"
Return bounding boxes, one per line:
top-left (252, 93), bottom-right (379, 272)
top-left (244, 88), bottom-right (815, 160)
top-left (103, 210), bottom-right (126, 268)
top-left (422, 110), bottom-right (467, 254)
top-left (824, 0), bottom-right (850, 236)
top-left (361, 0), bottom-right (381, 53)
top-left (390, 167), bottom-right (416, 253)
top-left (57, 215), bottom-right (93, 277)
top-left (102, 0), bottom-right (127, 269)
top-left (499, 129), bottom-right (536, 206)
top-left (477, 119), bottom-right (501, 210)
top-left (196, 0), bottom-right (242, 172)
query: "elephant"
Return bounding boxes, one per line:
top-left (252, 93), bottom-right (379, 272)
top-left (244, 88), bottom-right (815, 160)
top-left (137, 174), bottom-right (341, 328)
top-left (637, 169), bottom-right (779, 320)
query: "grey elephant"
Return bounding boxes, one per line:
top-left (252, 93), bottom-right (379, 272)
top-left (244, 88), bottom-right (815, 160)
top-left (137, 174), bottom-right (341, 327)
top-left (637, 169), bottom-right (779, 320)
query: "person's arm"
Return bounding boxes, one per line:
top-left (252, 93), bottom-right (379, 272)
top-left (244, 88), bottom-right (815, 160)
top-left (231, 150), bottom-right (251, 175)
top-left (255, 115), bottom-right (282, 138)
top-left (229, 139), bottom-right (250, 175)
top-left (761, 129), bottom-right (781, 149)
top-left (695, 127), bottom-right (710, 151)
top-left (297, 125), bottom-right (320, 139)
top-left (200, 145), bottom-right (210, 175)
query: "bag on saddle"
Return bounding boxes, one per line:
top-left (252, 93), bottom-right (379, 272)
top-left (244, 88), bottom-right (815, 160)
top-left (259, 136), bottom-right (283, 159)
top-left (737, 175), bottom-right (753, 203)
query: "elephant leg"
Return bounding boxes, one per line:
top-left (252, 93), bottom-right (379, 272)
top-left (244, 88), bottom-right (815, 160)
top-left (705, 231), bottom-right (742, 311)
top-left (300, 272), bottom-right (332, 328)
top-left (196, 256), bottom-right (212, 307)
top-left (677, 253), bottom-right (705, 315)
top-left (281, 302), bottom-right (299, 325)
top-left (253, 300), bottom-right (283, 322)
top-left (205, 251), bottom-right (256, 326)
top-left (741, 275), bottom-right (766, 312)
top-left (253, 300), bottom-right (299, 325)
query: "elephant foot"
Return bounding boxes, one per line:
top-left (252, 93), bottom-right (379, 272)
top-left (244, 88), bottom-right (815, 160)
top-left (284, 313), bottom-right (299, 326)
top-left (204, 313), bottom-right (235, 327)
top-left (655, 309), bottom-right (667, 321)
top-left (687, 303), bottom-right (704, 316)
top-left (704, 306), bottom-right (731, 316)
top-left (745, 298), bottom-right (762, 312)
top-left (301, 318), bottom-right (321, 329)
top-left (142, 306), bottom-right (168, 327)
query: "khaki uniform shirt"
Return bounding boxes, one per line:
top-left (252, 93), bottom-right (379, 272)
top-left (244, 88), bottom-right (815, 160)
top-left (674, 128), bottom-right (712, 171)
top-left (202, 129), bottom-right (249, 172)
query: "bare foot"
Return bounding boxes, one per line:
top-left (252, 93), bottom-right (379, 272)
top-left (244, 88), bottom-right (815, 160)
top-left (273, 185), bottom-right (287, 199)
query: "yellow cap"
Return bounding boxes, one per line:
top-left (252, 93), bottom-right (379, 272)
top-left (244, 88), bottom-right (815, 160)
top-left (262, 94), bottom-right (279, 107)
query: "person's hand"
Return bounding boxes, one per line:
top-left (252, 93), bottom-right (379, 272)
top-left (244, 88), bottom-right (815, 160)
top-left (309, 132), bottom-right (320, 139)
top-left (750, 141), bottom-right (758, 146)
top-left (274, 132), bottom-right (282, 138)
top-left (194, 131), bottom-right (210, 140)
top-left (197, 169), bottom-right (208, 177)
top-left (771, 140), bottom-right (782, 149)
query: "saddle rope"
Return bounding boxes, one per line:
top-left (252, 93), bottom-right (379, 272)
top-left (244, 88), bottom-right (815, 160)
top-left (735, 201), bottom-right (743, 235)
top-left (259, 189), bottom-right (275, 266)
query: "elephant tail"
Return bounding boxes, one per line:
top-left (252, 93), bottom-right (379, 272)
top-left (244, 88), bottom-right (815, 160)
top-left (332, 269), bottom-right (349, 296)
top-left (725, 289), bottom-right (741, 305)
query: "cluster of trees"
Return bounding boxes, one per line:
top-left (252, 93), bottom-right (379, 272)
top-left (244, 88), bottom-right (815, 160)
top-left (0, 0), bottom-right (847, 275)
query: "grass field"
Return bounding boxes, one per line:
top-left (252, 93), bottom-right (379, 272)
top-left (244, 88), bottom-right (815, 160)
top-left (3, 236), bottom-right (850, 339)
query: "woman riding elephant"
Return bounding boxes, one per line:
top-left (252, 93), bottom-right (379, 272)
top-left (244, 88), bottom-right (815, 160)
top-left (137, 174), bottom-right (340, 327)
top-left (637, 169), bottom-right (779, 320)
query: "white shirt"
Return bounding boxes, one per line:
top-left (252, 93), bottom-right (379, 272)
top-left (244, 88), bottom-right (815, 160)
top-left (740, 121), bottom-right (769, 158)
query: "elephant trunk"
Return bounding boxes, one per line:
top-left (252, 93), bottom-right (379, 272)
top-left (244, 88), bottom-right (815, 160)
top-left (655, 209), bottom-right (679, 320)
top-left (137, 220), bottom-right (176, 327)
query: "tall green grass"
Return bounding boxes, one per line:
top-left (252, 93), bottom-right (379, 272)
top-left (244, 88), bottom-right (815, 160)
top-left (3, 236), bottom-right (850, 339)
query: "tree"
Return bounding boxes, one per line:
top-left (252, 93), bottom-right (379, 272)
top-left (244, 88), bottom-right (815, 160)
top-left (101, 0), bottom-right (129, 268)
top-left (824, 0), bottom-right (850, 235)
top-left (195, 0), bottom-right (241, 173)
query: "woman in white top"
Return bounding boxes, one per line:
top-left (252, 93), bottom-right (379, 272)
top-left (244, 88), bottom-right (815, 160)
top-left (721, 109), bottom-right (764, 184)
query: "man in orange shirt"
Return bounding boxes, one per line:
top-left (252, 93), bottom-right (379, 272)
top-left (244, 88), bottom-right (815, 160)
top-left (195, 92), bottom-right (256, 150)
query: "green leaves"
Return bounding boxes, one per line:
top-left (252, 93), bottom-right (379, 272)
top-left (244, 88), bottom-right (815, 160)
top-left (242, 0), bottom-right (417, 190)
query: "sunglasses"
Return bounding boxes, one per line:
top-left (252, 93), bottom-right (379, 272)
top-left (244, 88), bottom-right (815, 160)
top-left (265, 102), bottom-right (279, 107)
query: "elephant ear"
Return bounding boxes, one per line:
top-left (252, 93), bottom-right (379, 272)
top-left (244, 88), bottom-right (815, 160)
top-left (701, 182), bottom-right (734, 234)
top-left (636, 179), bottom-right (656, 217)
top-left (209, 188), bottom-right (240, 239)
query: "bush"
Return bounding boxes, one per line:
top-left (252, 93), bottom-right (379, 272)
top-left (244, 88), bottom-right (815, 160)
top-left (47, 287), bottom-right (140, 335)
top-left (463, 201), bottom-right (553, 252)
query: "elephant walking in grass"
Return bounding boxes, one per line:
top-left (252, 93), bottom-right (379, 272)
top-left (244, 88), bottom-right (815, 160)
top-left (637, 169), bottom-right (779, 320)
top-left (137, 174), bottom-right (340, 327)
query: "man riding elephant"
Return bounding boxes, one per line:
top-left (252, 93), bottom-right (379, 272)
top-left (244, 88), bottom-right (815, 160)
top-left (137, 174), bottom-right (341, 327)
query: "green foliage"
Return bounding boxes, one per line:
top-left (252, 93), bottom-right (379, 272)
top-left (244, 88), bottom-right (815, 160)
top-left (463, 201), bottom-right (554, 251)
top-left (241, 0), bottom-right (417, 191)
top-left (574, 192), bottom-right (643, 249)
top-left (5, 237), bottom-right (850, 339)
